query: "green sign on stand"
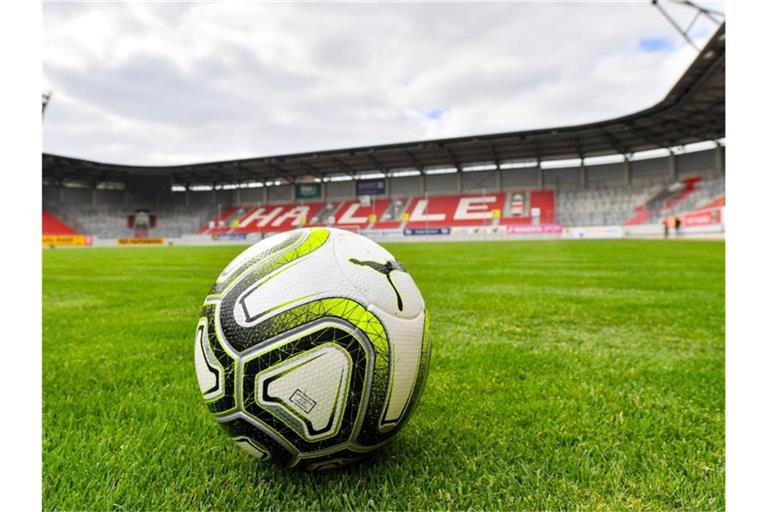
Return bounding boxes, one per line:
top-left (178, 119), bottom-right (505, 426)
top-left (294, 183), bottom-right (322, 200)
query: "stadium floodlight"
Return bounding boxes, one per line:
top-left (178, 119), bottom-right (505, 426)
top-left (42, 91), bottom-right (52, 118)
top-left (194, 227), bottom-right (430, 469)
top-left (651, 0), bottom-right (724, 51)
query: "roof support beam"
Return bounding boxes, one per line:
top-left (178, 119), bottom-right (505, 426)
top-left (332, 157), bottom-right (356, 177)
top-left (486, 140), bottom-right (502, 169)
top-left (623, 155), bottom-right (632, 185)
top-left (297, 161), bottom-right (321, 181)
top-left (601, 130), bottom-right (628, 156)
top-left (403, 149), bottom-right (424, 172)
top-left (714, 140), bottom-right (725, 175)
top-left (365, 152), bottom-right (384, 173)
top-left (267, 161), bottom-right (289, 175)
top-left (628, 122), bottom-right (670, 149)
top-left (668, 148), bottom-right (679, 181)
top-left (537, 159), bottom-right (543, 190)
top-left (265, 161), bottom-right (291, 184)
top-left (444, 145), bottom-right (461, 171)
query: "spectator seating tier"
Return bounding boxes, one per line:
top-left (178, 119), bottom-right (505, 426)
top-left (399, 193), bottom-right (505, 228)
top-left (222, 202), bottom-right (326, 233)
top-left (201, 192), bottom-right (560, 233)
top-left (43, 210), bottom-right (79, 235)
top-left (331, 199), bottom-right (392, 228)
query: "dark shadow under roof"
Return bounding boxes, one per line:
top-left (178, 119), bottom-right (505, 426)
top-left (43, 24), bottom-right (725, 186)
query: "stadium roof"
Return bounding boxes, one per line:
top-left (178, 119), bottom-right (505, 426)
top-left (43, 24), bottom-right (724, 187)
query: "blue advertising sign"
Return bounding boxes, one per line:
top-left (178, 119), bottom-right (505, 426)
top-left (356, 178), bottom-right (386, 196)
top-left (212, 233), bottom-right (247, 241)
top-left (404, 227), bottom-right (451, 236)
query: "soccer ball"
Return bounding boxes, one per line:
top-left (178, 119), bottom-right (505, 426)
top-left (194, 227), bottom-right (431, 470)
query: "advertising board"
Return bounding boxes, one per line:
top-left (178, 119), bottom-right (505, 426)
top-left (42, 235), bottom-right (93, 247)
top-left (404, 227), bottom-right (451, 236)
top-left (561, 226), bottom-right (623, 239)
top-left (117, 237), bottom-right (165, 245)
top-left (356, 179), bottom-right (386, 196)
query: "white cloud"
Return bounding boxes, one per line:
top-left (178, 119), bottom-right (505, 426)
top-left (42, 2), bottom-right (724, 166)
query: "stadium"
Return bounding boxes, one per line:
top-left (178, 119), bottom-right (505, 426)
top-left (43, 23), bottom-right (724, 245)
top-left (42, 4), bottom-right (725, 511)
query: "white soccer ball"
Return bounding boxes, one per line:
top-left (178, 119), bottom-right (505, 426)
top-left (194, 227), bottom-right (431, 470)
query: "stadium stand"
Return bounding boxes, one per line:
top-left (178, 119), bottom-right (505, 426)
top-left (43, 157), bottom-right (725, 237)
top-left (331, 198), bottom-right (392, 229)
top-left (41, 23), bottom-right (724, 241)
top-left (191, 189), bottom-right (567, 234)
top-left (45, 203), bottom-right (215, 239)
top-left (204, 206), bottom-right (241, 233)
top-left (400, 194), bottom-right (504, 228)
top-left (558, 183), bottom-right (663, 227)
top-left (699, 195), bottom-right (725, 211)
top-left (42, 210), bottom-right (78, 235)
top-left (646, 177), bottom-right (725, 224)
top-left (218, 202), bottom-right (326, 233)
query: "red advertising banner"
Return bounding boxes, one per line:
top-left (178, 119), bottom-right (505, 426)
top-left (682, 208), bottom-right (721, 227)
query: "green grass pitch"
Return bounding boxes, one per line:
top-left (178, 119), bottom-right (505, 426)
top-left (43, 240), bottom-right (724, 510)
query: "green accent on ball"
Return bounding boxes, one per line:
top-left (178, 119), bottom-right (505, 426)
top-left (198, 305), bottom-right (238, 416)
top-left (208, 231), bottom-right (304, 297)
top-left (197, 227), bottom-right (430, 464)
top-left (244, 297), bottom-right (392, 445)
top-left (208, 228), bottom-right (330, 299)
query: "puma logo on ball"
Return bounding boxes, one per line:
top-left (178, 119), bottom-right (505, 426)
top-left (349, 258), bottom-right (408, 311)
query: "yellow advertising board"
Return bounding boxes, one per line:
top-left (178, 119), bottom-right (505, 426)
top-left (117, 237), bottom-right (165, 245)
top-left (42, 235), bottom-right (91, 247)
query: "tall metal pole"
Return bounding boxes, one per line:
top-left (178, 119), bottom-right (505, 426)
top-left (42, 91), bottom-right (52, 118)
top-left (651, 0), bottom-right (724, 51)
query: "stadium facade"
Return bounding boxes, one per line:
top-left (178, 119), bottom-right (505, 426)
top-left (42, 24), bottom-right (725, 246)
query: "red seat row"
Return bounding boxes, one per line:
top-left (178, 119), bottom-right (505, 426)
top-left (43, 210), bottom-right (79, 235)
top-left (331, 199), bottom-right (392, 230)
top-left (397, 194), bottom-right (504, 228)
top-left (399, 191), bottom-right (555, 228)
top-left (201, 191), bottom-right (556, 234)
top-left (698, 195), bottom-right (725, 210)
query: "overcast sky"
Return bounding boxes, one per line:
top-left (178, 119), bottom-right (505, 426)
top-left (42, 2), bottom-right (724, 166)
